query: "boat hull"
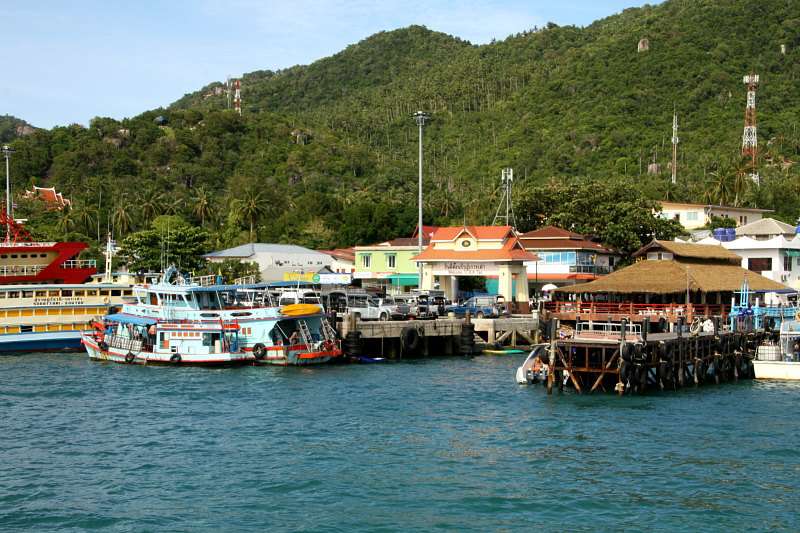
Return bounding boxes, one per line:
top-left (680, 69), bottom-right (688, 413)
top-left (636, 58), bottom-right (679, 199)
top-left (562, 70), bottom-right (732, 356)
top-left (249, 345), bottom-right (342, 366)
top-left (0, 331), bottom-right (84, 353)
top-left (81, 337), bottom-right (253, 367)
top-left (753, 360), bottom-right (800, 380)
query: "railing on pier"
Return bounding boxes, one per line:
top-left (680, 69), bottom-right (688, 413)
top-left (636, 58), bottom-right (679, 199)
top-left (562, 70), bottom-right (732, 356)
top-left (575, 321), bottom-right (642, 341)
top-left (569, 265), bottom-right (611, 275)
top-left (545, 301), bottom-right (730, 322)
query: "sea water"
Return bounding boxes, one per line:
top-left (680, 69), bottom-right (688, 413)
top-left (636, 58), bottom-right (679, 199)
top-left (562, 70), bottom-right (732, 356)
top-left (1, 353), bottom-right (798, 532)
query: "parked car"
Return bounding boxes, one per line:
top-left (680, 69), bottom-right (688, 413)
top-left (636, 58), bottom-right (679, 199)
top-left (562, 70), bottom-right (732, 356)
top-left (446, 295), bottom-right (503, 318)
top-left (410, 290), bottom-right (448, 318)
top-left (347, 294), bottom-right (409, 321)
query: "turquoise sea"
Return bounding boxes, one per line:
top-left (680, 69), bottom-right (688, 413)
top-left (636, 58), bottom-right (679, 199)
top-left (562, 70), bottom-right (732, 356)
top-left (1, 353), bottom-right (799, 532)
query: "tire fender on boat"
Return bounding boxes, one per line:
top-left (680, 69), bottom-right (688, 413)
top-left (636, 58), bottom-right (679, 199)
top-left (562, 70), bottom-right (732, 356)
top-left (170, 353), bottom-right (182, 363)
top-left (124, 352), bottom-right (135, 364)
top-left (252, 343), bottom-right (266, 360)
top-left (402, 326), bottom-right (421, 352)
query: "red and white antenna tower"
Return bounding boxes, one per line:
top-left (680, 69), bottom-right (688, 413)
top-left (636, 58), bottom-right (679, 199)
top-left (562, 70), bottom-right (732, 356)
top-left (742, 73), bottom-right (759, 184)
top-left (671, 108), bottom-right (678, 185)
top-left (233, 79), bottom-right (242, 115)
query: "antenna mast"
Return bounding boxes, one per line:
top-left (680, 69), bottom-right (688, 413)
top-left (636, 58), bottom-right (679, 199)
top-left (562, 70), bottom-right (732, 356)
top-left (671, 108), bottom-right (679, 185)
top-left (233, 79), bottom-right (242, 115)
top-left (492, 168), bottom-right (517, 228)
top-left (742, 73), bottom-right (760, 185)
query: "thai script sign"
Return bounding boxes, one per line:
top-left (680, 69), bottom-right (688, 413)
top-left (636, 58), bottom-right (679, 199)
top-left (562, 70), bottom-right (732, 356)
top-left (432, 262), bottom-right (499, 276)
top-left (33, 297), bottom-right (86, 306)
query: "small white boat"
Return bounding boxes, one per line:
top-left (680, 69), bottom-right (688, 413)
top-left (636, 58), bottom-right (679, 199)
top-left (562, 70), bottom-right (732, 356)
top-left (753, 320), bottom-right (800, 380)
top-left (515, 344), bottom-right (549, 385)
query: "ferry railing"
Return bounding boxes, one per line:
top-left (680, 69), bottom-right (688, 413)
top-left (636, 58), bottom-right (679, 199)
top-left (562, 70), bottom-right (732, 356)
top-left (0, 264), bottom-right (45, 276)
top-left (575, 321), bottom-right (642, 341)
top-left (60, 259), bottom-right (97, 269)
top-left (0, 241), bottom-right (56, 248)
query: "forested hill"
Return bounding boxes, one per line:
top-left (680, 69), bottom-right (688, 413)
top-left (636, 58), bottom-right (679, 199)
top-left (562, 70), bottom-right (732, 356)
top-left (5, 0), bottom-right (800, 258)
top-left (0, 115), bottom-right (36, 143)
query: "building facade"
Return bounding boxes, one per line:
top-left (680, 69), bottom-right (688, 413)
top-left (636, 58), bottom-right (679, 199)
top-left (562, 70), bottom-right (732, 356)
top-left (353, 238), bottom-right (423, 294)
top-left (518, 226), bottom-right (619, 294)
top-left (204, 243), bottom-right (332, 282)
top-left (692, 218), bottom-right (800, 296)
top-left (659, 201), bottom-right (771, 230)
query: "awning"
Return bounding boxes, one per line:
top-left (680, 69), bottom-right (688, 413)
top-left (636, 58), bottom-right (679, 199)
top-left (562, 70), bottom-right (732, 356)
top-left (785, 250), bottom-right (800, 257)
top-left (387, 274), bottom-right (419, 287)
top-left (541, 283), bottom-right (559, 291)
top-left (104, 313), bottom-right (157, 326)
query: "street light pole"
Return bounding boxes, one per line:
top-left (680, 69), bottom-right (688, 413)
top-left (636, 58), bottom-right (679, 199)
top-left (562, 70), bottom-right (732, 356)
top-left (2, 145), bottom-right (15, 244)
top-left (413, 111), bottom-right (430, 289)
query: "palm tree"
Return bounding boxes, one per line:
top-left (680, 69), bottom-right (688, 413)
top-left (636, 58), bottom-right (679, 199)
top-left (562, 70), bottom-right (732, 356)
top-left (139, 193), bottom-right (163, 222)
top-left (192, 187), bottom-right (212, 226)
top-left (56, 207), bottom-right (75, 235)
top-left (235, 189), bottom-right (266, 242)
top-left (72, 203), bottom-right (96, 236)
top-left (112, 200), bottom-right (132, 236)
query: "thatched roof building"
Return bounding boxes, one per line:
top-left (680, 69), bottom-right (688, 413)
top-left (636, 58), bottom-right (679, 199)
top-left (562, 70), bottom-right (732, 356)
top-left (558, 240), bottom-right (788, 295)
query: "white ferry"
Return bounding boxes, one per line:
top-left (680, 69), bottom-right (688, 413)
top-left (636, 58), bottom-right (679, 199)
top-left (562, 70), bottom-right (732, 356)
top-left (82, 268), bottom-right (342, 366)
top-left (753, 319), bottom-right (800, 380)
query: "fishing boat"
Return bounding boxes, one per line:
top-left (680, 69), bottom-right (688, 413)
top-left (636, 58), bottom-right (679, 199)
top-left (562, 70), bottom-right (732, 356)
top-left (93, 267), bottom-right (342, 366)
top-left (82, 313), bottom-right (249, 366)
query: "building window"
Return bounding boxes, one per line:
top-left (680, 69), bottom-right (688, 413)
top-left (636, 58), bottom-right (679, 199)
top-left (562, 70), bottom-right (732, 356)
top-left (748, 257), bottom-right (772, 272)
top-left (796, 257), bottom-right (800, 268)
top-left (784, 255), bottom-right (792, 272)
top-left (686, 211), bottom-right (698, 221)
top-left (387, 254), bottom-right (396, 269)
top-left (361, 254), bottom-right (371, 268)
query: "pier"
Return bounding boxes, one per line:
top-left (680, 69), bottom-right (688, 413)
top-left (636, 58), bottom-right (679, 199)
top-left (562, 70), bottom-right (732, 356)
top-left (535, 317), bottom-right (768, 395)
top-left (337, 314), bottom-right (539, 358)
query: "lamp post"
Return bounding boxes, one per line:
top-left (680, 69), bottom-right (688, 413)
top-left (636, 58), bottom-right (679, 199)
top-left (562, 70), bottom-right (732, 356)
top-left (2, 145), bottom-right (15, 244)
top-left (413, 111), bottom-right (430, 288)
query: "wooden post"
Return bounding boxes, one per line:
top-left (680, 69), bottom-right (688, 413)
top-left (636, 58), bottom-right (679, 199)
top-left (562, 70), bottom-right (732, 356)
top-left (547, 319), bottom-right (557, 395)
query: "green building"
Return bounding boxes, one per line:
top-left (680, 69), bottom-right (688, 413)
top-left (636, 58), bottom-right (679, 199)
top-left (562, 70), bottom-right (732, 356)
top-left (353, 238), bottom-right (424, 294)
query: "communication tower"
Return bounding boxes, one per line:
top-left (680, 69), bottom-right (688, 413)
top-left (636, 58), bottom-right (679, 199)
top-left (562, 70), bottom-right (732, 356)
top-left (233, 79), bottom-right (242, 115)
top-left (492, 168), bottom-right (517, 228)
top-left (671, 109), bottom-right (679, 185)
top-left (742, 74), bottom-right (759, 185)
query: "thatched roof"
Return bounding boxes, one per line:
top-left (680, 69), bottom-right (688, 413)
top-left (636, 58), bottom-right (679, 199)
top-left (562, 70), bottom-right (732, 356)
top-left (558, 259), bottom-right (789, 294)
top-left (633, 240), bottom-right (742, 262)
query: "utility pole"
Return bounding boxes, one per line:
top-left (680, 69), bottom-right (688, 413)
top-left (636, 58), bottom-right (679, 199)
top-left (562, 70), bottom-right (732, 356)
top-left (413, 111), bottom-right (430, 288)
top-left (2, 145), bottom-right (15, 244)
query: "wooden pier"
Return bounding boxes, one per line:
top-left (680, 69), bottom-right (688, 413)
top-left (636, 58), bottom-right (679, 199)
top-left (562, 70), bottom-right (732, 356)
top-left (537, 317), bottom-right (767, 395)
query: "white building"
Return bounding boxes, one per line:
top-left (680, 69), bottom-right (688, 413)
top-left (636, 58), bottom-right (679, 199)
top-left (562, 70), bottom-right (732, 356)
top-left (659, 201), bottom-right (771, 230)
top-left (691, 218), bottom-right (800, 299)
top-left (204, 243), bottom-right (332, 282)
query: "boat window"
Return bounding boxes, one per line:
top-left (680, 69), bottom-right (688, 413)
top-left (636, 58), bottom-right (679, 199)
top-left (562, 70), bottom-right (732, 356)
top-left (23, 290), bottom-right (34, 298)
top-left (123, 290), bottom-right (133, 296)
top-left (39, 254), bottom-right (47, 258)
top-left (0, 255), bottom-right (6, 259)
top-left (48, 290), bottom-right (59, 297)
top-left (35, 290), bottom-right (46, 297)
top-left (0, 292), bottom-right (5, 299)
top-left (88, 290), bottom-right (98, 296)
top-left (20, 254), bottom-right (27, 259)
top-left (111, 290), bottom-right (121, 296)
top-left (196, 291), bottom-right (222, 310)
top-left (74, 290), bottom-right (85, 296)
top-left (10, 254), bottom-right (17, 258)
top-left (101, 290), bottom-right (110, 296)
top-left (8, 291), bottom-right (18, 298)
top-left (202, 332), bottom-right (221, 346)
top-left (149, 293), bottom-right (158, 306)
top-left (62, 290), bottom-right (72, 296)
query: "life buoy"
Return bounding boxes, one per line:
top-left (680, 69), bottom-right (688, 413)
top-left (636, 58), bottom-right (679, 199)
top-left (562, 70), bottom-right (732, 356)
top-left (103, 297), bottom-right (110, 304)
top-left (170, 353), bottom-right (181, 363)
top-left (125, 352), bottom-right (135, 364)
top-left (252, 343), bottom-right (266, 360)
top-left (402, 326), bottom-right (421, 352)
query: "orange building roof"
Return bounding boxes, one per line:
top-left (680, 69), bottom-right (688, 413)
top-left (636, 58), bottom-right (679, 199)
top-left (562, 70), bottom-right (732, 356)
top-left (413, 228), bottom-right (538, 262)
top-left (430, 225), bottom-right (514, 242)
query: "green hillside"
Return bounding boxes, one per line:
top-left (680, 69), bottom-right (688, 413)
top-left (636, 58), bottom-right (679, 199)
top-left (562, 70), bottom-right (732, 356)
top-left (0, 115), bottom-right (35, 143)
top-left (4, 0), bottom-right (800, 258)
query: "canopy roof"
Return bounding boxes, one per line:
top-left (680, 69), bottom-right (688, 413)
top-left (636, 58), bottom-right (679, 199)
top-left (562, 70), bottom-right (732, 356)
top-left (558, 259), bottom-right (789, 295)
top-left (105, 313), bottom-right (157, 326)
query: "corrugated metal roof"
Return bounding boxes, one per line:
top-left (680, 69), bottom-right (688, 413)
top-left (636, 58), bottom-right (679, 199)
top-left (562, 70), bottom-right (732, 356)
top-left (204, 243), bottom-right (330, 258)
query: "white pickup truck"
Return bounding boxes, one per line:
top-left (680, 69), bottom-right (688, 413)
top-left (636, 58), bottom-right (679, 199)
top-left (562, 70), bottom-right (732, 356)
top-left (347, 294), bottom-right (409, 321)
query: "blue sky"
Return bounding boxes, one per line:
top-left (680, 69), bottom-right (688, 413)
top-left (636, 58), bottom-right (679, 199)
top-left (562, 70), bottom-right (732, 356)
top-left (1, 1), bottom-right (656, 128)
